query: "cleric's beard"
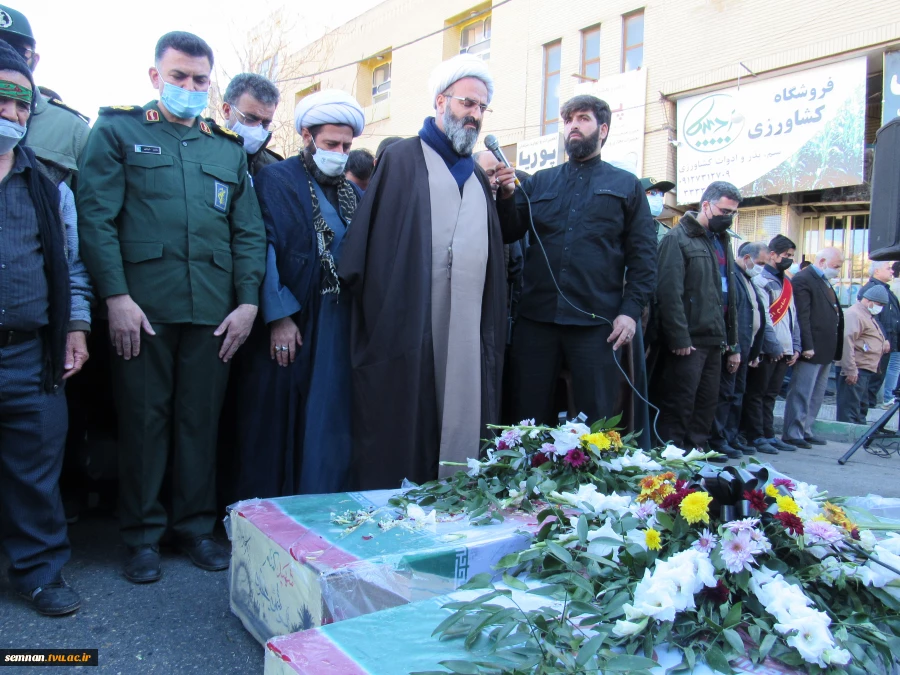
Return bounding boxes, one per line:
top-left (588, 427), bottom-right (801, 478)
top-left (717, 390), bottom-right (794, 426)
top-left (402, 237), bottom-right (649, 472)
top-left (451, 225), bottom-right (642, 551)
top-left (565, 127), bottom-right (601, 160)
top-left (442, 106), bottom-right (480, 156)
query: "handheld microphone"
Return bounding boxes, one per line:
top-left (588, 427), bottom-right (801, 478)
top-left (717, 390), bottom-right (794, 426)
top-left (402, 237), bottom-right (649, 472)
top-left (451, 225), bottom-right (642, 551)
top-left (484, 134), bottom-right (520, 186)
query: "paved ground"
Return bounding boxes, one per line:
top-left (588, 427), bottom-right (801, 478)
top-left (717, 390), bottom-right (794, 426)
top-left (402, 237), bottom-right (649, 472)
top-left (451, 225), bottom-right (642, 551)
top-left (2, 437), bottom-right (899, 674)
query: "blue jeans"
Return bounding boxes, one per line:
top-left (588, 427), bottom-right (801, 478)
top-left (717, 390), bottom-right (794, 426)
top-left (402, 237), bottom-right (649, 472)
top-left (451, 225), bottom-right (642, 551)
top-left (882, 352), bottom-right (900, 403)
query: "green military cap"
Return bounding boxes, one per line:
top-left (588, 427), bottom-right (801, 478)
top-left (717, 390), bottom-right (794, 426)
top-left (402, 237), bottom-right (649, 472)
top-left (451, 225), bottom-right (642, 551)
top-left (0, 5), bottom-right (35, 48)
top-left (640, 177), bottom-right (675, 193)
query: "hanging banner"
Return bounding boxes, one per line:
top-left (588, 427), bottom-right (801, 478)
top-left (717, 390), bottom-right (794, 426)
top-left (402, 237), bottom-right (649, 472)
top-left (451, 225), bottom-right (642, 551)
top-left (675, 57), bottom-right (866, 204)
top-left (574, 68), bottom-right (648, 176)
top-left (884, 50), bottom-right (900, 126)
top-left (515, 133), bottom-right (561, 172)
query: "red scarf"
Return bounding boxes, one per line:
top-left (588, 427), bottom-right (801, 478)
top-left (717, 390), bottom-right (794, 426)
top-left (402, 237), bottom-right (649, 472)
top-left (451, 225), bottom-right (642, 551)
top-left (769, 277), bottom-right (793, 326)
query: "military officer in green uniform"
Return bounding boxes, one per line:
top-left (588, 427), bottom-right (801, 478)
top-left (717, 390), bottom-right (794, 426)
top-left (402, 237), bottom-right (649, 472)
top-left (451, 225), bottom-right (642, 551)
top-left (76, 31), bottom-right (266, 584)
top-left (221, 72), bottom-right (283, 176)
top-left (0, 4), bottom-right (90, 186)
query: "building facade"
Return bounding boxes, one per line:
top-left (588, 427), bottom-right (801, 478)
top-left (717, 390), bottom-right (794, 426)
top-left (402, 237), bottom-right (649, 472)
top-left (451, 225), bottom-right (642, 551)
top-left (268, 0), bottom-right (900, 303)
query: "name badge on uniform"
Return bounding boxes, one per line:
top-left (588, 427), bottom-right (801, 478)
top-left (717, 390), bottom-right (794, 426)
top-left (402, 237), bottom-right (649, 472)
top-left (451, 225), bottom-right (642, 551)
top-left (134, 145), bottom-right (161, 154)
top-left (214, 181), bottom-right (228, 212)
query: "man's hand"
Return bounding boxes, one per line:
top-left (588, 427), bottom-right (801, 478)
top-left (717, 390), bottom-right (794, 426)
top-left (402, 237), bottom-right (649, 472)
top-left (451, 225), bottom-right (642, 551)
top-left (845, 372), bottom-right (858, 385)
top-left (270, 316), bottom-right (303, 367)
top-left (801, 349), bottom-right (815, 360)
top-left (607, 315), bottom-right (637, 351)
top-left (494, 166), bottom-right (517, 199)
top-left (214, 304), bottom-right (258, 362)
top-left (672, 346), bottom-right (696, 357)
top-left (107, 294), bottom-right (155, 360)
top-left (885, 341), bottom-right (892, 354)
top-left (62, 331), bottom-right (89, 380)
top-left (749, 357), bottom-right (761, 368)
top-left (787, 350), bottom-right (800, 366)
top-left (726, 352), bottom-right (741, 373)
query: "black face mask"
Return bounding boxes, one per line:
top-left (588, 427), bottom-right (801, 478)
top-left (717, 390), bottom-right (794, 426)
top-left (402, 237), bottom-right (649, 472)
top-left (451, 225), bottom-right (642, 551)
top-left (776, 257), bottom-right (793, 272)
top-left (707, 214), bottom-right (733, 234)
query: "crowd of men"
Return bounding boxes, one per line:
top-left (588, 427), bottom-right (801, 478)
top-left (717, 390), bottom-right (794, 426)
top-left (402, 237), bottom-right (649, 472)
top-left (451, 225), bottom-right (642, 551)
top-left (0, 7), bottom-right (888, 618)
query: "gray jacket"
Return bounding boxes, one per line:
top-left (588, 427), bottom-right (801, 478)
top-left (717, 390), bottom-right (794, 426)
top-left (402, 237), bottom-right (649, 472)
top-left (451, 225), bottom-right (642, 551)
top-left (58, 181), bottom-right (94, 330)
top-left (753, 265), bottom-right (800, 357)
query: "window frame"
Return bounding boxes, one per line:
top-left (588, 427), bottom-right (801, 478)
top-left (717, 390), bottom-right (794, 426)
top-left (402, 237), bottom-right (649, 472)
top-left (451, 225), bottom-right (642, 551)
top-left (459, 15), bottom-right (492, 60)
top-left (580, 25), bottom-right (601, 81)
top-left (372, 61), bottom-right (392, 103)
top-left (542, 40), bottom-right (562, 135)
top-left (621, 9), bottom-right (644, 72)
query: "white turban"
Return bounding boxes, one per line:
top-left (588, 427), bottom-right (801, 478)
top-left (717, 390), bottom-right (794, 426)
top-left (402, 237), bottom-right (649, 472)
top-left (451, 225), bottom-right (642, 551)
top-left (293, 89), bottom-right (365, 138)
top-left (428, 54), bottom-right (494, 109)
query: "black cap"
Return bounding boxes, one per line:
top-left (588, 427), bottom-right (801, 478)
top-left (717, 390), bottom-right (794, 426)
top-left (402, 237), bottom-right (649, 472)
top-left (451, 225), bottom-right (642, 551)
top-left (0, 39), bottom-right (35, 111)
top-left (0, 5), bottom-right (34, 48)
top-left (641, 177), bottom-right (675, 193)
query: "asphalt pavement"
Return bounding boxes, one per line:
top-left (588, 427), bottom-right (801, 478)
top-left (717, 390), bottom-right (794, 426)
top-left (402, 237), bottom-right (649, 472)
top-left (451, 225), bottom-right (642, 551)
top-left (1, 438), bottom-right (899, 674)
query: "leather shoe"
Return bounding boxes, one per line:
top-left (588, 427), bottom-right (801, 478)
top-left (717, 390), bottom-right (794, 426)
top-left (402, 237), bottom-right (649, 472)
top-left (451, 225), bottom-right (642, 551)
top-left (731, 437), bottom-right (756, 455)
top-left (709, 442), bottom-right (742, 459)
top-left (125, 544), bottom-right (161, 584)
top-left (751, 438), bottom-right (779, 455)
top-left (804, 435), bottom-right (827, 446)
top-left (783, 437), bottom-right (812, 449)
top-left (19, 580), bottom-right (81, 616)
top-left (767, 437), bottom-right (796, 452)
top-left (179, 536), bottom-right (230, 571)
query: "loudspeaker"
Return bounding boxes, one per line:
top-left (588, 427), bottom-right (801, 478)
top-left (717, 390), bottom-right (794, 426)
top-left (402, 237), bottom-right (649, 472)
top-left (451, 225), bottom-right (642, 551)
top-left (870, 118), bottom-right (900, 261)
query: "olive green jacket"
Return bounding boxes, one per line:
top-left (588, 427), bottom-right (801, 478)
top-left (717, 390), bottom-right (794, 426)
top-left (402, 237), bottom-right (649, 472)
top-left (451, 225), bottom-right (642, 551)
top-left (76, 101), bottom-right (266, 326)
top-left (24, 94), bottom-right (91, 187)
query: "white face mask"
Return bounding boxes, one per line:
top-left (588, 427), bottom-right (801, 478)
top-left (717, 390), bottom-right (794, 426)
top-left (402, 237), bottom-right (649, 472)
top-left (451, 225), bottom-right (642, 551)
top-left (647, 193), bottom-right (664, 217)
top-left (868, 303), bottom-right (884, 316)
top-left (311, 139), bottom-right (349, 176)
top-left (0, 118), bottom-right (27, 154)
top-left (746, 260), bottom-right (762, 277)
top-left (822, 266), bottom-right (840, 280)
top-left (228, 118), bottom-right (269, 155)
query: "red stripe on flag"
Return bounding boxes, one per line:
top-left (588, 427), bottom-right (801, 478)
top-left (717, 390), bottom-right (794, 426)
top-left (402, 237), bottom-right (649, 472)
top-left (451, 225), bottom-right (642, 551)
top-left (267, 630), bottom-right (369, 674)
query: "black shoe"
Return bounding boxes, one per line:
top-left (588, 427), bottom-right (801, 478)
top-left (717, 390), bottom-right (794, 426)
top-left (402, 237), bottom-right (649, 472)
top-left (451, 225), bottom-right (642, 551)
top-left (710, 442), bottom-right (742, 459)
top-left (19, 580), bottom-right (81, 616)
top-left (179, 536), bottom-right (230, 571)
top-left (731, 437), bottom-right (756, 455)
top-left (782, 437), bottom-right (812, 449)
top-left (768, 437), bottom-right (796, 452)
top-left (125, 544), bottom-right (161, 584)
top-left (804, 435), bottom-right (827, 446)
top-left (752, 438), bottom-right (779, 455)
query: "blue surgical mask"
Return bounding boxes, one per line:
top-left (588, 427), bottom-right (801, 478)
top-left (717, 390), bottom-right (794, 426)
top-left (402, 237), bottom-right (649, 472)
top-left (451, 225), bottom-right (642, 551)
top-left (0, 118), bottom-right (26, 154)
top-left (647, 193), bottom-right (664, 217)
top-left (312, 140), bottom-right (349, 177)
top-left (228, 118), bottom-right (269, 155)
top-left (159, 81), bottom-right (209, 119)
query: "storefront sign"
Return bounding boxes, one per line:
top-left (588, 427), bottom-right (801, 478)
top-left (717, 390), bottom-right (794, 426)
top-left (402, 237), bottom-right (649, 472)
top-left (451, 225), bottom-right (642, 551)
top-left (515, 133), bottom-right (561, 171)
top-left (884, 50), bottom-right (900, 125)
top-left (676, 57), bottom-right (866, 204)
top-left (574, 68), bottom-right (648, 176)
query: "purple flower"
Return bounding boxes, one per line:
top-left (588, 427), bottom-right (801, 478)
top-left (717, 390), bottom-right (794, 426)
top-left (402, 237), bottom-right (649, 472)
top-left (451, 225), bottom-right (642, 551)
top-left (692, 528), bottom-right (718, 554)
top-left (722, 531), bottom-right (757, 573)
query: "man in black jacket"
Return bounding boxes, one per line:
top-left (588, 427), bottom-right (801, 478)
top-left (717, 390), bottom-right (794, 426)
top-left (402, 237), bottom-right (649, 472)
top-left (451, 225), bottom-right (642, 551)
top-left (782, 247), bottom-right (844, 448)
top-left (857, 261), bottom-right (900, 409)
top-left (710, 241), bottom-right (769, 457)
top-left (654, 181), bottom-right (741, 452)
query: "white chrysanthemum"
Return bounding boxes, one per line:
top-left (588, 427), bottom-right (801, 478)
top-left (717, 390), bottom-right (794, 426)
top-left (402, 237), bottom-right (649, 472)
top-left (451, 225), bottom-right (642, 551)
top-left (549, 421), bottom-right (590, 451)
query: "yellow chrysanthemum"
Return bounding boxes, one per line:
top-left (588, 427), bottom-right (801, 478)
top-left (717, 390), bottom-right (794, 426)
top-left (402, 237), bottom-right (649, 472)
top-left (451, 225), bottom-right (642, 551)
top-left (776, 495), bottom-right (800, 515)
top-left (765, 484), bottom-right (779, 498)
top-left (823, 502), bottom-right (856, 533)
top-left (680, 491), bottom-right (713, 524)
top-left (583, 432), bottom-right (611, 451)
top-left (644, 528), bottom-right (661, 551)
top-left (606, 430), bottom-right (624, 449)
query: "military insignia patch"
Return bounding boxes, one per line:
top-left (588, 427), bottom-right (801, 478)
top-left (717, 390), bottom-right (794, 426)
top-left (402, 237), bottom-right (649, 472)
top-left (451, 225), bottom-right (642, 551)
top-left (0, 10), bottom-right (12, 29)
top-left (111, 105), bottom-right (135, 111)
top-left (200, 121), bottom-right (212, 136)
top-left (145, 109), bottom-right (160, 123)
top-left (214, 181), bottom-right (228, 212)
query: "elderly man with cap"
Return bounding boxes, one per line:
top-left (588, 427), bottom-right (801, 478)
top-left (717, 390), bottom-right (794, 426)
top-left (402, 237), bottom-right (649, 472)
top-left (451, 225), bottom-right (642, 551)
top-left (341, 54), bottom-right (519, 490)
top-left (233, 89), bottom-right (365, 499)
top-left (0, 41), bottom-right (92, 615)
top-left (837, 285), bottom-right (891, 424)
top-left (641, 176), bottom-right (675, 243)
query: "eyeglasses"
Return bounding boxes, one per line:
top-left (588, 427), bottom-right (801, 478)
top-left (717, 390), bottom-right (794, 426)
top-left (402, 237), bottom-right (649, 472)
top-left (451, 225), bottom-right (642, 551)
top-left (712, 202), bottom-right (739, 217)
top-left (233, 106), bottom-right (273, 129)
top-left (444, 95), bottom-right (492, 114)
top-left (10, 44), bottom-right (35, 61)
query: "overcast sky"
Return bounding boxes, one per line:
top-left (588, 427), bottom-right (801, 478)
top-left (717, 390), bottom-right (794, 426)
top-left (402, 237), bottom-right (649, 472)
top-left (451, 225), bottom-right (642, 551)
top-left (25, 0), bottom-right (384, 122)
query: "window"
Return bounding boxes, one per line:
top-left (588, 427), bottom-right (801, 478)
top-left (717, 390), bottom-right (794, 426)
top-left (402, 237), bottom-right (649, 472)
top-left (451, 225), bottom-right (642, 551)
top-left (460, 15), bottom-right (491, 60)
top-left (622, 10), bottom-right (644, 72)
top-left (372, 62), bottom-right (391, 103)
top-left (294, 82), bottom-right (320, 108)
top-left (258, 54), bottom-right (279, 81)
top-left (542, 41), bottom-right (562, 135)
top-left (581, 26), bottom-right (601, 81)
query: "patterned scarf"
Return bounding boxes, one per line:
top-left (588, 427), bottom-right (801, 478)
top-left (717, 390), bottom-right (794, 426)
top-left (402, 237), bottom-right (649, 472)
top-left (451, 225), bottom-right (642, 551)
top-left (303, 163), bottom-right (358, 296)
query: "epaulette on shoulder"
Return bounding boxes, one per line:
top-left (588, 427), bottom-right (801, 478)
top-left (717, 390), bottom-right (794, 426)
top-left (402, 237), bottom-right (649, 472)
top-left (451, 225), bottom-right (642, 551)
top-left (265, 148), bottom-right (285, 161)
top-left (99, 105), bottom-right (144, 116)
top-left (204, 118), bottom-right (244, 145)
top-left (48, 98), bottom-right (91, 124)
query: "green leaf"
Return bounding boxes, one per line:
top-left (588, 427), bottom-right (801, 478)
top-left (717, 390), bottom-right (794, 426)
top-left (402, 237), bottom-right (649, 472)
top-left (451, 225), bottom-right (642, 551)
top-left (723, 601), bottom-right (743, 628)
top-left (579, 551), bottom-right (619, 568)
top-left (655, 511), bottom-right (675, 530)
top-left (547, 540), bottom-right (573, 564)
top-left (603, 654), bottom-right (659, 671)
top-left (527, 583), bottom-right (566, 597)
top-left (501, 572), bottom-right (529, 591)
top-left (758, 634), bottom-right (777, 660)
top-left (431, 609), bottom-right (468, 637)
top-left (575, 635), bottom-right (605, 668)
top-left (703, 646), bottom-right (735, 675)
top-left (438, 660), bottom-right (480, 674)
top-left (458, 572), bottom-right (494, 590)
top-left (496, 551), bottom-right (520, 569)
top-left (723, 628), bottom-right (745, 655)
top-left (577, 514), bottom-right (589, 543)
top-left (683, 645), bottom-right (696, 670)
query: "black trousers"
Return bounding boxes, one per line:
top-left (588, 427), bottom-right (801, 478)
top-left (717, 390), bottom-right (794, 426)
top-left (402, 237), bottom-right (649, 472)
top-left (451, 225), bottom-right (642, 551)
top-left (742, 357), bottom-right (789, 440)
top-left (837, 369), bottom-right (875, 424)
top-left (510, 317), bottom-right (616, 426)
top-left (711, 347), bottom-right (750, 446)
top-left (865, 353), bottom-right (890, 408)
top-left (654, 346), bottom-right (722, 449)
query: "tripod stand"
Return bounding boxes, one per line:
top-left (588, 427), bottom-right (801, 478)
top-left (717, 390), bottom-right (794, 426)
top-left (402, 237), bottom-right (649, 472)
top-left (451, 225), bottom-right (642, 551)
top-left (838, 388), bottom-right (900, 464)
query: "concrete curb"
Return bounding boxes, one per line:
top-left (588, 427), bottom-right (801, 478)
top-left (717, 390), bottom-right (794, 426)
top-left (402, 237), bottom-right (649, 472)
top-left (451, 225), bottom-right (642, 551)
top-left (774, 415), bottom-right (873, 443)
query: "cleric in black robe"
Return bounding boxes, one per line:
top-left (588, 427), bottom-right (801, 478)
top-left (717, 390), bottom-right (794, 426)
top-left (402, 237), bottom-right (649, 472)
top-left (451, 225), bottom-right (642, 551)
top-left (341, 55), bottom-right (521, 490)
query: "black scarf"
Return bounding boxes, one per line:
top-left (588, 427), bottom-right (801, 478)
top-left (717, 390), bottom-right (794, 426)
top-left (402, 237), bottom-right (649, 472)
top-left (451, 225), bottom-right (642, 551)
top-left (20, 145), bottom-right (71, 391)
